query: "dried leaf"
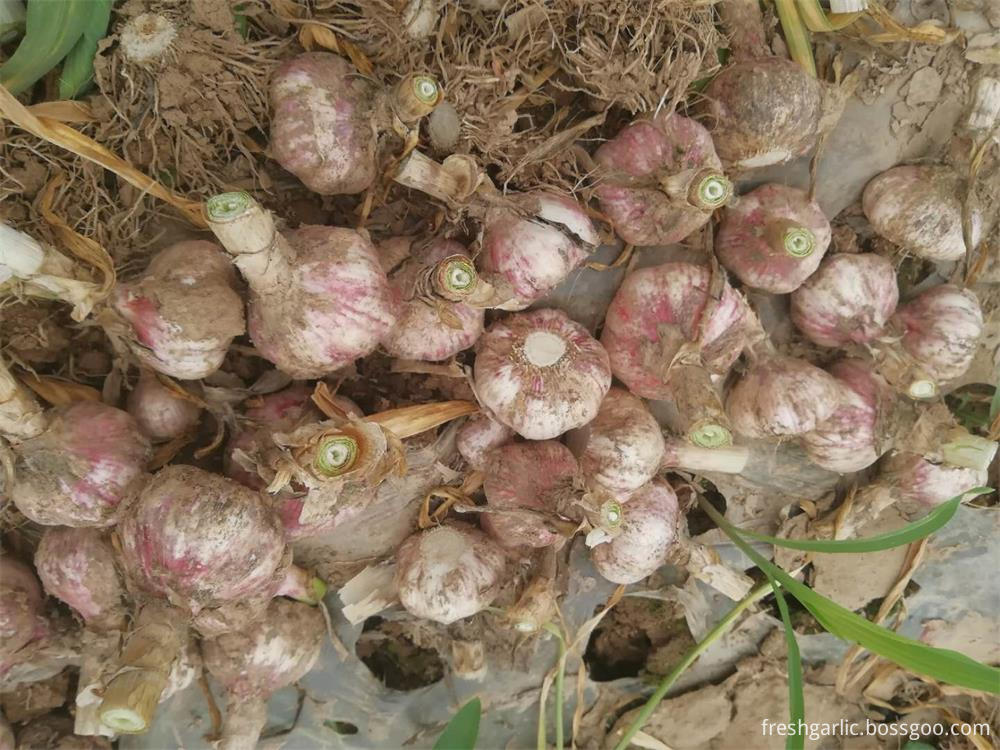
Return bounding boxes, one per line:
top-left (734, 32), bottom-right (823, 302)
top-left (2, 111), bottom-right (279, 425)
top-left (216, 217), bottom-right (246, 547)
top-left (26, 100), bottom-right (95, 123)
top-left (18, 373), bottom-right (100, 405)
top-left (368, 400), bottom-right (478, 438)
top-left (863, 3), bottom-right (960, 45)
top-left (148, 433), bottom-right (197, 470)
top-left (39, 175), bottom-right (115, 295)
top-left (298, 22), bottom-right (373, 75)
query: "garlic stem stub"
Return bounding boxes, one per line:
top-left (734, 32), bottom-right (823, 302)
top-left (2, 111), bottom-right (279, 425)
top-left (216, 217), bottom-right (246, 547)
top-left (474, 308), bottom-right (611, 440)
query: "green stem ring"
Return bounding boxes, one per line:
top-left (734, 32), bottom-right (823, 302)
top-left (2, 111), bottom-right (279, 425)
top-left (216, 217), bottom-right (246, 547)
top-left (782, 226), bottom-right (816, 258)
top-left (694, 173), bottom-right (732, 209)
top-left (435, 255), bottom-right (478, 296)
top-left (204, 191), bottom-right (252, 222)
top-left (314, 435), bottom-right (359, 477)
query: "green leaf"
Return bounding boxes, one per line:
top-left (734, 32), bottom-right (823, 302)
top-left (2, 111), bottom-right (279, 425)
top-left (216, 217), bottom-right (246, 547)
top-left (58, 0), bottom-right (113, 99)
top-left (0, 0), bottom-right (91, 95)
top-left (434, 697), bottom-right (481, 750)
top-left (990, 383), bottom-right (1000, 422)
top-left (697, 496), bottom-right (1000, 694)
top-left (738, 489), bottom-right (992, 553)
top-left (767, 576), bottom-right (805, 750)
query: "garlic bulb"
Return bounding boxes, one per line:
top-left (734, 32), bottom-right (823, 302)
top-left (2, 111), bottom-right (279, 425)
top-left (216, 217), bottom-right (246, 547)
top-left (456, 414), bottom-right (515, 470)
top-left (395, 523), bottom-right (507, 624)
top-left (481, 440), bottom-right (578, 548)
top-left (127, 369), bottom-right (201, 441)
top-left (881, 451), bottom-right (987, 508)
top-left (566, 388), bottom-right (664, 496)
top-left (727, 356), bottom-right (844, 439)
top-left (474, 308), bottom-right (611, 440)
top-left (790, 253), bottom-right (899, 347)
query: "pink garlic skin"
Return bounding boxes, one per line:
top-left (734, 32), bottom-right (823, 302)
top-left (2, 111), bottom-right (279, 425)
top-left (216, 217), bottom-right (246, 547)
top-left (566, 388), bottom-right (664, 496)
top-left (591, 480), bottom-right (679, 585)
top-left (726, 356), bottom-right (843, 439)
top-left (380, 238), bottom-right (485, 361)
top-left (801, 359), bottom-right (892, 473)
top-left (35, 527), bottom-right (125, 630)
top-left (790, 253), bottom-right (899, 347)
top-left (600, 262), bottom-right (749, 400)
top-left (117, 465), bottom-right (290, 634)
top-left (395, 523), bottom-right (508, 624)
top-left (479, 192), bottom-right (599, 311)
top-left (895, 284), bottom-right (983, 384)
top-left (481, 441), bottom-right (578, 548)
top-left (716, 184), bottom-right (832, 293)
top-left (862, 166), bottom-right (982, 262)
top-left (881, 452), bottom-right (987, 507)
top-left (112, 241), bottom-right (245, 380)
top-left (246, 225), bottom-right (396, 378)
top-left (127, 370), bottom-right (201, 441)
top-left (474, 308), bottom-right (612, 440)
top-left (0, 556), bottom-right (46, 667)
top-left (456, 414), bottom-right (515, 470)
top-left (12, 401), bottom-right (151, 527)
top-left (270, 52), bottom-right (377, 195)
top-left (594, 113), bottom-right (725, 246)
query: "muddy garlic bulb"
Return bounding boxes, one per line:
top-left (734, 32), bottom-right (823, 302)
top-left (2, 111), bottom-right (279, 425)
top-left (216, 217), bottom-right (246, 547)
top-left (203, 599), bottom-right (325, 750)
top-left (474, 308), bottom-right (611, 439)
top-left (456, 414), bottom-right (515, 470)
top-left (12, 401), bottom-right (150, 527)
top-left (566, 388), bottom-right (664, 496)
top-left (271, 52), bottom-right (440, 195)
top-left (127, 369), bottom-right (201, 441)
top-left (591, 480), bottom-right (679, 584)
top-left (0, 556), bottom-right (46, 670)
top-left (601, 262), bottom-right (748, 446)
top-left (380, 238), bottom-right (485, 361)
top-left (863, 166), bottom-right (983, 262)
top-left (727, 356), bottom-right (843, 439)
top-left (880, 451), bottom-right (988, 508)
top-left (34, 528), bottom-right (126, 631)
top-left (395, 523), bottom-right (507, 624)
top-left (112, 240), bottom-right (244, 380)
top-left (801, 359), bottom-right (893, 473)
top-left (790, 253), bottom-right (899, 347)
top-left (481, 441), bottom-right (578, 548)
top-left (478, 192), bottom-right (600, 310)
top-left (716, 184), bottom-right (831, 293)
top-left (205, 192), bottom-right (396, 378)
top-left (594, 113), bottom-right (731, 246)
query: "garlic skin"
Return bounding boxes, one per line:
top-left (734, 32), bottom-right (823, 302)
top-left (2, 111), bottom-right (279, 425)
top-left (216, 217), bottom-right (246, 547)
top-left (395, 523), bottom-right (507, 624)
top-left (380, 238), bottom-right (485, 361)
top-left (456, 414), bottom-right (515, 470)
top-left (790, 253), bottom-right (899, 347)
top-left (594, 113), bottom-right (730, 246)
top-left (112, 241), bottom-right (245, 380)
top-left (895, 284), bottom-right (983, 387)
top-left (727, 356), bottom-right (843, 439)
top-left (600, 262), bottom-right (749, 400)
top-left (203, 598), bottom-right (325, 750)
top-left (566, 388), bottom-right (664, 496)
top-left (716, 184), bottom-right (832, 293)
top-left (34, 528), bottom-right (126, 631)
top-left (591, 480), bottom-right (679, 585)
top-left (0, 556), bottom-right (46, 667)
top-left (880, 451), bottom-right (987, 507)
top-left (474, 308), bottom-right (611, 440)
top-left (479, 192), bottom-right (599, 311)
top-left (699, 58), bottom-right (825, 169)
top-left (481, 441), bottom-right (578, 548)
top-left (863, 166), bottom-right (983, 262)
top-left (127, 369), bottom-right (201, 441)
top-left (12, 401), bottom-right (151, 527)
top-left (801, 359), bottom-right (893, 473)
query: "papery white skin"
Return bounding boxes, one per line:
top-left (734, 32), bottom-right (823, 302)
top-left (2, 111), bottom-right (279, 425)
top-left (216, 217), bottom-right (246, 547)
top-left (395, 523), bottom-right (507, 624)
top-left (481, 440), bottom-right (578, 548)
top-left (475, 308), bottom-right (611, 440)
top-left (801, 359), bottom-right (892, 473)
top-left (127, 370), bottom-right (201, 441)
top-left (862, 166), bottom-right (982, 262)
top-left (591, 480), bottom-right (679, 584)
top-left (566, 388), bottom-right (664, 496)
top-left (790, 254), bottom-right (899, 347)
top-left (456, 414), bottom-right (515, 470)
top-left (895, 284), bottom-right (984, 384)
top-left (479, 192), bottom-right (599, 311)
top-left (880, 451), bottom-right (987, 507)
top-left (727, 356), bottom-right (843, 439)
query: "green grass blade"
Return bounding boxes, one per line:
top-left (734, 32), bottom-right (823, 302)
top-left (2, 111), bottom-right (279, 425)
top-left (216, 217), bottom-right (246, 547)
top-left (774, 0), bottom-right (817, 76)
top-left (766, 576), bottom-right (805, 750)
top-left (58, 0), bottom-right (113, 99)
top-left (697, 496), bottom-right (1000, 694)
top-left (434, 697), bottom-right (481, 750)
top-left (738, 489), bottom-right (992, 553)
top-left (0, 0), bottom-right (91, 95)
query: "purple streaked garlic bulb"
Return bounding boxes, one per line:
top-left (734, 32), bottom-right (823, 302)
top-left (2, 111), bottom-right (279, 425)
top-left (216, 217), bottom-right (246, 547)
top-left (127, 369), bottom-right (202, 441)
top-left (881, 451), bottom-right (987, 507)
top-left (716, 184), bottom-right (832, 293)
top-left (474, 308), bottom-right (611, 440)
top-left (790, 253), bottom-right (899, 347)
top-left (456, 414), bottom-right (515, 471)
top-left (0, 556), bottom-right (46, 667)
